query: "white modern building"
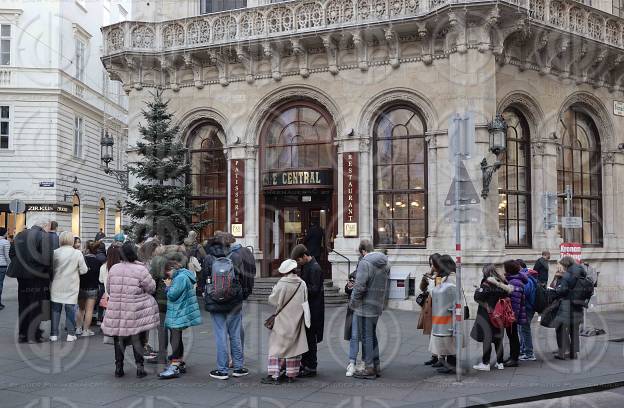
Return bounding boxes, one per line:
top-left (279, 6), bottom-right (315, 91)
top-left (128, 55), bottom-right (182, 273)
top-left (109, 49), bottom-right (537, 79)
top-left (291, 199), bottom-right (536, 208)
top-left (0, 0), bottom-right (130, 241)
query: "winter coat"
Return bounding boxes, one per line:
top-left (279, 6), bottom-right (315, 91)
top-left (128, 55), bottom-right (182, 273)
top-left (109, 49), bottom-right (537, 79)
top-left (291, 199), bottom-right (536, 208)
top-left (554, 263), bottom-right (586, 325)
top-left (417, 294), bottom-right (433, 335)
top-left (230, 244), bottom-right (255, 299)
top-left (165, 268), bottom-right (202, 329)
top-left (9, 226), bottom-right (54, 281)
top-left (505, 272), bottom-right (528, 325)
top-left (344, 269), bottom-right (356, 341)
top-left (101, 261), bottom-right (160, 337)
top-left (82, 254), bottom-right (103, 291)
top-left (429, 273), bottom-right (456, 356)
top-left (267, 274), bottom-right (309, 358)
top-left (149, 254), bottom-right (169, 314)
top-left (533, 257), bottom-right (549, 285)
top-left (470, 277), bottom-right (512, 343)
top-left (521, 269), bottom-right (539, 317)
top-left (202, 242), bottom-right (246, 314)
top-left (51, 246), bottom-right (88, 304)
top-left (300, 257), bottom-right (325, 342)
top-left (350, 251), bottom-right (390, 318)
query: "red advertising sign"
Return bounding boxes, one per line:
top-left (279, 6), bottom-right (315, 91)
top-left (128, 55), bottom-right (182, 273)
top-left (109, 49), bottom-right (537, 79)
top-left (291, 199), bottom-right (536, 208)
top-left (560, 242), bottom-right (582, 263)
top-left (230, 160), bottom-right (244, 238)
top-left (343, 152), bottom-right (359, 237)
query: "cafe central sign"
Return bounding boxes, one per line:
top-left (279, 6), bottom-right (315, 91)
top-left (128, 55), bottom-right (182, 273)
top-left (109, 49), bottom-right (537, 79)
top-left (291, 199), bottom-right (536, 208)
top-left (262, 170), bottom-right (332, 188)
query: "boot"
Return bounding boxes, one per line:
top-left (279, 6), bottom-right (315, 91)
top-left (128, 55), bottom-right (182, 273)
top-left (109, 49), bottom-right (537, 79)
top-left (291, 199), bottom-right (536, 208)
top-left (352, 366), bottom-right (377, 380)
top-left (136, 364), bottom-right (147, 378)
top-left (114, 362), bottom-right (124, 377)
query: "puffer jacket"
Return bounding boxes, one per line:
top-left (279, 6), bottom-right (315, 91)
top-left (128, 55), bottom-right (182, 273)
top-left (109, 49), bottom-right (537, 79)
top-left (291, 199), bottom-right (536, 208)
top-left (349, 251), bottom-right (390, 317)
top-left (101, 261), bottom-right (160, 337)
top-left (505, 272), bottom-right (528, 325)
top-left (554, 263), bottom-right (586, 325)
top-left (165, 268), bottom-right (202, 329)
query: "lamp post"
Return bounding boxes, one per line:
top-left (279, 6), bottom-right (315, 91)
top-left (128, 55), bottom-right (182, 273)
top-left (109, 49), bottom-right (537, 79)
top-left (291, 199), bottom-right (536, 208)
top-left (100, 130), bottom-right (129, 190)
top-left (480, 114), bottom-right (508, 199)
top-left (63, 176), bottom-right (80, 202)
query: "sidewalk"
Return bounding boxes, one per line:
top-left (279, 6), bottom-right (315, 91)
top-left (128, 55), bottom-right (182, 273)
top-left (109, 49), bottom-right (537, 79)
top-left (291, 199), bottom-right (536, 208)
top-left (0, 277), bottom-right (622, 408)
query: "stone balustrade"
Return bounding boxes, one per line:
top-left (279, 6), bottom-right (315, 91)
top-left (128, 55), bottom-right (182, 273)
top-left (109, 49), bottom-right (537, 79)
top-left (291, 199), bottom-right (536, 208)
top-left (101, 0), bottom-right (624, 56)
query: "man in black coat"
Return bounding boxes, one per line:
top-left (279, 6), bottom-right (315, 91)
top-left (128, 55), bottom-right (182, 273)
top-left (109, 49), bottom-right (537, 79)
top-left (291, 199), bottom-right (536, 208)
top-left (554, 256), bottom-right (586, 360)
top-left (533, 250), bottom-right (550, 287)
top-left (304, 222), bottom-right (324, 261)
top-left (9, 221), bottom-right (54, 343)
top-left (291, 244), bottom-right (324, 377)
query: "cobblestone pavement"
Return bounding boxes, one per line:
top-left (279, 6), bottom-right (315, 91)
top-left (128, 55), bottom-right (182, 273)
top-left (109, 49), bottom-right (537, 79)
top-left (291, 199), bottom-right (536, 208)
top-left (0, 278), bottom-right (623, 408)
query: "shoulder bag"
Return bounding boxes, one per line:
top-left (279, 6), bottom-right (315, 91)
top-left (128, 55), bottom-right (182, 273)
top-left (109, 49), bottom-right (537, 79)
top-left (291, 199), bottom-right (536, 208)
top-left (264, 282), bottom-right (302, 330)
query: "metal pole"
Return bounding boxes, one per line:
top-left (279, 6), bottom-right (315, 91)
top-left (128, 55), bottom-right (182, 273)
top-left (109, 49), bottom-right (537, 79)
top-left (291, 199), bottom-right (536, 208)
top-left (565, 185), bottom-right (572, 242)
top-left (454, 122), bottom-right (463, 382)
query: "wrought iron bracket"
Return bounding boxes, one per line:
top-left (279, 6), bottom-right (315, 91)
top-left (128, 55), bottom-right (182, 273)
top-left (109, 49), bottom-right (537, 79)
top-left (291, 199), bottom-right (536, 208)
top-left (104, 167), bottom-right (129, 191)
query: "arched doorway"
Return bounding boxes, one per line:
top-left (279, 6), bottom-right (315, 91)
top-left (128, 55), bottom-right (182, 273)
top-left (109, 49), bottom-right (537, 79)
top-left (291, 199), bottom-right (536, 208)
top-left (72, 194), bottom-right (80, 237)
top-left (98, 198), bottom-right (106, 235)
top-left (259, 101), bottom-right (337, 277)
top-left (187, 122), bottom-right (227, 241)
top-left (114, 201), bottom-right (122, 234)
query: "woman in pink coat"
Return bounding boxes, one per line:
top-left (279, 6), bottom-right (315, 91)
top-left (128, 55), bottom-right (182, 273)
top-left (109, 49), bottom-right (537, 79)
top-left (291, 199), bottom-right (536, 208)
top-left (102, 242), bottom-right (159, 378)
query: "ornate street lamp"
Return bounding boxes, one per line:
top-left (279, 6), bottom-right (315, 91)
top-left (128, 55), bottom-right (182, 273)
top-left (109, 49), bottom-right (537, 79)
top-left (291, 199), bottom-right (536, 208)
top-left (100, 129), bottom-right (129, 190)
top-left (480, 114), bottom-right (508, 199)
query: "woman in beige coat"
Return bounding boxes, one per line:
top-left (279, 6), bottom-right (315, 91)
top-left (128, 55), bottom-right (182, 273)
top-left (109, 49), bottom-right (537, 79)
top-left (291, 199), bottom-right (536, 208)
top-left (262, 259), bottom-right (309, 385)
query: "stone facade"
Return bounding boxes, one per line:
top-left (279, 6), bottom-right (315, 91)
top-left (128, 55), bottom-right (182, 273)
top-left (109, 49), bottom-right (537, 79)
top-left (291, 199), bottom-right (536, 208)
top-left (102, 0), bottom-right (624, 310)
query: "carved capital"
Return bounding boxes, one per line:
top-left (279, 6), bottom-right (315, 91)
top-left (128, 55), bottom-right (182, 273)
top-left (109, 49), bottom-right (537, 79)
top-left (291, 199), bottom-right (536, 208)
top-left (602, 152), bottom-right (616, 165)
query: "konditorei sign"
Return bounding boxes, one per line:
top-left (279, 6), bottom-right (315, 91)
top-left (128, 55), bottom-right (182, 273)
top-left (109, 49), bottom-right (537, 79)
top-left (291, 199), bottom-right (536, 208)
top-left (230, 160), bottom-right (245, 238)
top-left (26, 203), bottom-right (72, 213)
top-left (262, 169), bottom-right (332, 189)
top-left (343, 153), bottom-right (359, 237)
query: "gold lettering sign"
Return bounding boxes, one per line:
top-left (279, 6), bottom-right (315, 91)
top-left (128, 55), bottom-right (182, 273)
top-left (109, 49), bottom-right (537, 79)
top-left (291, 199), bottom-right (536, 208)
top-left (262, 170), bottom-right (331, 188)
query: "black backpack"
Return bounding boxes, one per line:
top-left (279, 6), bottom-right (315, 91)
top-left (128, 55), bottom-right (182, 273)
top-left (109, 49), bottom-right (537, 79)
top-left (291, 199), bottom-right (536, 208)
top-left (533, 284), bottom-right (548, 314)
top-left (572, 275), bottom-right (595, 308)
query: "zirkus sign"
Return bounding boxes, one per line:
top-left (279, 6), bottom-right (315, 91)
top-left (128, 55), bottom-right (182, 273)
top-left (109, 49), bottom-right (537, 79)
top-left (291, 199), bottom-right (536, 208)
top-left (26, 204), bottom-right (72, 213)
top-left (230, 160), bottom-right (244, 237)
top-left (343, 153), bottom-right (359, 237)
top-left (262, 170), bottom-right (332, 188)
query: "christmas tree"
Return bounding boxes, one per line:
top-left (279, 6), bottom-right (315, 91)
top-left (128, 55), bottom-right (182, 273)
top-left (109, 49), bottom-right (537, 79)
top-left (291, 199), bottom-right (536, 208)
top-left (125, 90), bottom-right (209, 244)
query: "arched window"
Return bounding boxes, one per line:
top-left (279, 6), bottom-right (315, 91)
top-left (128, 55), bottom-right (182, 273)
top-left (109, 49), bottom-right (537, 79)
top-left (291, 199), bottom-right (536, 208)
top-left (498, 109), bottom-right (531, 247)
top-left (98, 198), bottom-right (106, 234)
top-left (262, 102), bottom-right (334, 171)
top-left (189, 123), bottom-right (227, 239)
top-left (114, 201), bottom-right (122, 234)
top-left (72, 194), bottom-right (80, 237)
top-left (557, 109), bottom-right (603, 246)
top-left (373, 106), bottom-right (427, 247)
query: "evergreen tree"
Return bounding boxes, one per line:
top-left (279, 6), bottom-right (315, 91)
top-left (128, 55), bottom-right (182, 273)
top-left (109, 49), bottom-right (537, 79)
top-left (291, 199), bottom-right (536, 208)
top-left (125, 90), bottom-right (209, 244)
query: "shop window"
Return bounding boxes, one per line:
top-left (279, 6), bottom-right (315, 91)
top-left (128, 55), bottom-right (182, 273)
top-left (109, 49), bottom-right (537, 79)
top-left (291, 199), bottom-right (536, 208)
top-left (373, 106), bottom-right (427, 247)
top-left (556, 109), bottom-right (603, 246)
top-left (114, 202), bottom-right (122, 234)
top-left (98, 198), bottom-right (106, 234)
top-left (72, 194), bottom-right (80, 237)
top-left (498, 109), bottom-right (532, 248)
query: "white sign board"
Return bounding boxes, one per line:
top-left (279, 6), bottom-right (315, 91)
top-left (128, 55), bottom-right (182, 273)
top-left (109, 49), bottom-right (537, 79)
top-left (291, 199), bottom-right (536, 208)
top-left (448, 112), bottom-right (475, 162)
top-left (561, 216), bottom-right (583, 229)
top-left (614, 101), bottom-right (624, 117)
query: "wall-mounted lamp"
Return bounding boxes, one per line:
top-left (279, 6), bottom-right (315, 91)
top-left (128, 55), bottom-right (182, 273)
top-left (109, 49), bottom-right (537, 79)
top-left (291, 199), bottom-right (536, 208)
top-left (63, 176), bottom-right (80, 202)
top-left (100, 130), bottom-right (129, 190)
top-left (480, 114), bottom-right (508, 199)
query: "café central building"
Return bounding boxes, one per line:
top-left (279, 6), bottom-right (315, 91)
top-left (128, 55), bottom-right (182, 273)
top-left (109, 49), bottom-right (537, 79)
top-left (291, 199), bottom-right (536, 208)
top-left (103, 0), bottom-right (624, 309)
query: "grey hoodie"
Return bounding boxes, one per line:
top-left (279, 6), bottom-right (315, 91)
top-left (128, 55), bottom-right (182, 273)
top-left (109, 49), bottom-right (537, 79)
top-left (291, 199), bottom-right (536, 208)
top-left (349, 251), bottom-right (390, 317)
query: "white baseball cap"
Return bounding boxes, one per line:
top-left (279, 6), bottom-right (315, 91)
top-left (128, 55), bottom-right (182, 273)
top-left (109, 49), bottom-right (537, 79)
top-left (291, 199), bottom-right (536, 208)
top-left (278, 259), bottom-right (298, 274)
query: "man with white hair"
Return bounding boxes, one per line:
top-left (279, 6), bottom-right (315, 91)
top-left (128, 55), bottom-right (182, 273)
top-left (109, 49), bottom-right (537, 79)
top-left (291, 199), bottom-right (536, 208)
top-left (9, 219), bottom-right (54, 343)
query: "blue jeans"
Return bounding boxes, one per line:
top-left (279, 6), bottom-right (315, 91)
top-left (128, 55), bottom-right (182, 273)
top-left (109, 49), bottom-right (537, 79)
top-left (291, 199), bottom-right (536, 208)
top-left (50, 302), bottom-right (76, 336)
top-left (349, 313), bottom-right (360, 362)
top-left (211, 311), bottom-right (243, 372)
top-left (357, 315), bottom-right (379, 368)
top-left (520, 311), bottom-right (535, 357)
top-left (0, 265), bottom-right (6, 304)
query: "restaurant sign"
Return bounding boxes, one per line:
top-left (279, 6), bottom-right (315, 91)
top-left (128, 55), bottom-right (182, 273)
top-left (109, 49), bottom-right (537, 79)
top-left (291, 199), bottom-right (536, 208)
top-left (262, 169), bottom-right (332, 188)
top-left (343, 153), bottom-right (359, 237)
top-left (230, 160), bottom-right (245, 237)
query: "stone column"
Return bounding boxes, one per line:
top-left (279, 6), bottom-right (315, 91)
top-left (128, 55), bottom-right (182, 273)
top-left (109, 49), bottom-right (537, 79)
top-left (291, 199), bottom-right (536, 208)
top-left (541, 141), bottom-right (562, 251)
top-left (244, 145), bottom-right (259, 251)
top-left (358, 138), bottom-right (372, 242)
top-left (602, 152), bottom-right (617, 249)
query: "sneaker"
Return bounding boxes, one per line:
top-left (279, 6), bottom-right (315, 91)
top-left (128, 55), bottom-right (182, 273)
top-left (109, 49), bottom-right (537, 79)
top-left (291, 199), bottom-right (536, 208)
top-left (0, 303), bottom-right (5, 310)
top-left (158, 364), bottom-right (180, 379)
top-left (209, 370), bottom-right (229, 380)
top-left (495, 363), bottom-right (504, 370)
top-left (49, 336), bottom-right (58, 342)
top-left (472, 363), bottom-right (490, 371)
top-left (345, 362), bottom-right (356, 377)
top-left (75, 328), bottom-right (83, 336)
top-left (232, 368), bottom-right (249, 377)
top-left (260, 375), bottom-right (280, 385)
top-left (66, 335), bottom-right (78, 342)
top-left (519, 354), bottom-right (537, 361)
top-left (504, 360), bottom-right (519, 367)
top-left (81, 329), bottom-right (95, 337)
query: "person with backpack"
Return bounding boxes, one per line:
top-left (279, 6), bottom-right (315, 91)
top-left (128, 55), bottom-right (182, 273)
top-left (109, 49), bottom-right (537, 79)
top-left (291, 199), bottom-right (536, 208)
top-left (158, 252), bottom-right (202, 379)
top-left (202, 234), bottom-right (249, 380)
top-left (471, 264), bottom-right (513, 371)
top-left (553, 256), bottom-right (591, 360)
top-left (517, 260), bottom-right (540, 362)
top-left (502, 260), bottom-right (527, 367)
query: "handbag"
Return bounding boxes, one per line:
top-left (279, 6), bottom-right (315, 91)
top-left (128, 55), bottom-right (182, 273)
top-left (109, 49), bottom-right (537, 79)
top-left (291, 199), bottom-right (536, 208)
top-left (5, 262), bottom-right (16, 278)
top-left (264, 282), bottom-right (302, 330)
top-left (416, 291), bottom-right (429, 307)
top-left (302, 300), bottom-right (311, 328)
top-left (99, 293), bottom-right (109, 308)
top-left (463, 289), bottom-right (470, 320)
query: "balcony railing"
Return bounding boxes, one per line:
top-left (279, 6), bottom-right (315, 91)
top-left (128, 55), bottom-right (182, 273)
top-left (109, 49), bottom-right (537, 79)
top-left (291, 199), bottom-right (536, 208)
top-left (102, 0), bottom-right (624, 55)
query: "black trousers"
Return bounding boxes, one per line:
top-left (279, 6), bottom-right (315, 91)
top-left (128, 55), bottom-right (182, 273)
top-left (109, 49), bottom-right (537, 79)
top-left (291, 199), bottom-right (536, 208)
top-left (17, 279), bottom-right (45, 341)
top-left (483, 338), bottom-right (504, 364)
top-left (556, 317), bottom-right (581, 357)
top-left (114, 334), bottom-right (145, 366)
top-left (169, 329), bottom-right (184, 361)
top-left (505, 323), bottom-right (520, 361)
top-left (157, 312), bottom-right (169, 363)
top-left (301, 328), bottom-right (318, 370)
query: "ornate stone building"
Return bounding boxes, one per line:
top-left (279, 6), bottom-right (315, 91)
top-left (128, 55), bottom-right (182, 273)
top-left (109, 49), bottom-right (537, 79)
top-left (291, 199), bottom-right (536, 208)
top-left (102, 0), bottom-right (624, 309)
